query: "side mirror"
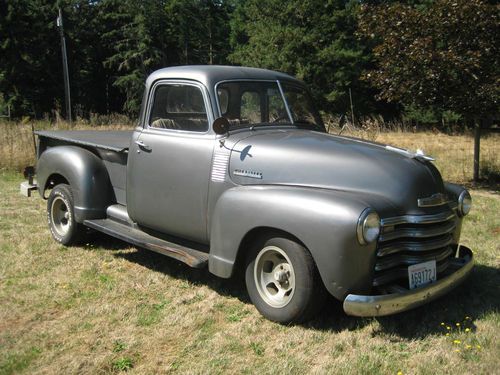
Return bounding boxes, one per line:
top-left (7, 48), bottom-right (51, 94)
top-left (213, 117), bottom-right (230, 135)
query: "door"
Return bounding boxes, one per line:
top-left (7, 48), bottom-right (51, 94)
top-left (127, 81), bottom-right (215, 243)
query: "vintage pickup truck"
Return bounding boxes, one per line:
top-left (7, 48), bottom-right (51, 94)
top-left (21, 65), bottom-right (474, 323)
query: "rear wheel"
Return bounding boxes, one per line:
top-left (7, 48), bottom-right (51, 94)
top-left (245, 234), bottom-right (326, 324)
top-left (47, 184), bottom-right (84, 245)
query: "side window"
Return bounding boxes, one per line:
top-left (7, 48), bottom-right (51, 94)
top-left (149, 84), bottom-right (208, 132)
top-left (241, 91), bottom-right (261, 123)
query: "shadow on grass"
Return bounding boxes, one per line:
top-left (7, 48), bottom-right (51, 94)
top-left (79, 230), bottom-right (133, 251)
top-left (462, 167), bottom-right (500, 193)
top-left (114, 246), bottom-right (250, 301)
top-left (99, 235), bottom-right (498, 336)
top-left (112, 244), bottom-right (369, 332)
top-left (373, 264), bottom-right (499, 339)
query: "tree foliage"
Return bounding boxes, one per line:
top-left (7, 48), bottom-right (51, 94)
top-left (0, 0), bottom-right (233, 117)
top-left (358, 0), bottom-right (499, 118)
top-left (0, 0), bottom-right (497, 125)
top-left (229, 0), bottom-right (381, 115)
top-left (0, 0), bottom-right (61, 116)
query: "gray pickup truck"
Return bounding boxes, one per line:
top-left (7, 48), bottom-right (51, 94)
top-left (21, 65), bottom-right (474, 323)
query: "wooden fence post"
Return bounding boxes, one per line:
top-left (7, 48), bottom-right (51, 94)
top-left (473, 120), bottom-right (481, 182)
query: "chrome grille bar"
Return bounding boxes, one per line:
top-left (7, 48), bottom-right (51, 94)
top-left (379, 218), bottom-right (456, 242)
top-left (375, 246), bottom-right (454, 271)
top-left (377, 235), bottom-right (454, 257)
top-left (381, 211), bottom-right (455, 226)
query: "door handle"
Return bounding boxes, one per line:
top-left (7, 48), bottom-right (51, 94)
top-left (135, 140), bottom-right (152, 151)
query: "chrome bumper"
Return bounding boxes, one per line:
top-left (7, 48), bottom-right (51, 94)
top-left (343, 246), bottom-right (474, 317)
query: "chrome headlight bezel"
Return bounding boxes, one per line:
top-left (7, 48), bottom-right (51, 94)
top-left (357, 209), bottom-right (381, 245)
top-left (458, 190), bottom-right (472, 217)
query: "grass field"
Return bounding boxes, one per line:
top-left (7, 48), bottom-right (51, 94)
top-left (0, 121), bottom-right (499, 374)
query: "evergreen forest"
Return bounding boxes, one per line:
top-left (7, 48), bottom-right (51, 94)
top-left (0, 0), bottom-right (498, 126)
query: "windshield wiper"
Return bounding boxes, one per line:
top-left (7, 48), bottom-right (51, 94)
top-left (249, 122), bottom-right (292, 130)
top-left (249, 124), bottom-right (267, 131)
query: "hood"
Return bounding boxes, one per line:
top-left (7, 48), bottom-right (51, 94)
top-left (228, 129), bottom-right (445, 215)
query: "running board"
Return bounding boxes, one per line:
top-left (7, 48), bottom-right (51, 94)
top-left (83, 218), bottom-right (209, 268)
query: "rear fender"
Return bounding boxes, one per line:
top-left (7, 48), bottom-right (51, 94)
top-left (37, 146), bottom-right (113, 222)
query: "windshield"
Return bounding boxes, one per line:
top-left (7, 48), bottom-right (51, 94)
top-left (216, 81), bottom-right (324, 131)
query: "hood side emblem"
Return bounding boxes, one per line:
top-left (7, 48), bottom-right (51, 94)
top-left (418, 193), bottom-right (448, 207)
top-left (233, 169), bottom-right (263, 179)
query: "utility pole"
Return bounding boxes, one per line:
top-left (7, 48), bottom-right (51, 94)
top-left (57, 8), bottom-right (72, 123)
top-left (349, 87), bottom-right (355, 126)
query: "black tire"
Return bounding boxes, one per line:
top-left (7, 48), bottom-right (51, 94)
top-left (245, 234), bottom-right (326, 324)
top-left (47, 184), bottom-right (84, 245)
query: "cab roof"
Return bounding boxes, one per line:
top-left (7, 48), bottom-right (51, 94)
top-left (146, 65), bottom-right (303, 89)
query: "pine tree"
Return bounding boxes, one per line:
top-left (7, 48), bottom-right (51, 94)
top-left (229, 0), bottom-right (380, 116)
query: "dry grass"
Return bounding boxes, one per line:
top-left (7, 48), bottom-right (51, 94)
top-left (0, 119), bottom-right (133, 172)
top-left (0, 171), bottom-right (499, 374)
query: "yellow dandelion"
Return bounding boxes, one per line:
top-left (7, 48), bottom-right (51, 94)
top-left (446, 333), bottom-right (450, 337)
top-left (476, 345), bottom-right (481, 349)
top-left (456, 322), bottom-right (460, 326)
top-left (440, 322), bottom-right (445, 326)
top-left (466, 345), bottom-right (472, 349)
top-left (465, 328), bottom-right (470, 332)
top-left (454, 349), bottom-right (460, 352)
top-left (397, 371), bottom-right (403, 375)
top-left (465, 316), bottom-right (471, 320)
top-left (446, 326), bottom-right (451, 330)
top-left (453, 340), bottom-right (461, 344)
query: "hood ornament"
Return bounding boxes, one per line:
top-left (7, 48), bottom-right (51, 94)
top-left (385, 145), bottom-right (435, 161)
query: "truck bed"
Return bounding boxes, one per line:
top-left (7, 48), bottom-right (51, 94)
top-left (36, 130), bottom-right (132, 205)
top-left (36, 130), bottom-right (133, 152)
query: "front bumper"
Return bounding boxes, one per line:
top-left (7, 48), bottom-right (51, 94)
top-left (343, 246), bottom-right (474, 317)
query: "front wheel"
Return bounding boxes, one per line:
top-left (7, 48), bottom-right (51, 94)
top-left (245, 234), bottom-right (326, 324)
top-left (47, 184), bottom-right (84, 245)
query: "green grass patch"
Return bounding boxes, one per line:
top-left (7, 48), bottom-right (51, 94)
top-left (136, 300), bottom-right (170, 327)
top-left (112, 356), bottom-right (134, 372)
top-left (0, 347), bottom-right (41, 375)
top-left (249, 342), bottom-right (265, 356)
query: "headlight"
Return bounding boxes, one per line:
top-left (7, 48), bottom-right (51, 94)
top-left (458, 190), bottom-right (472, 217)
top-left (357, 209), bottom-right (381, 245)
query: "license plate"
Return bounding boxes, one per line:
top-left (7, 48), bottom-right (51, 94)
top-left (408, 260), bottom-right (437, 290)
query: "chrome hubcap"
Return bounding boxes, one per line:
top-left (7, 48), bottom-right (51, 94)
top-left (254, 246), bottom-right (295, 308)
top-left (51, 197), bottom-right (70, 236)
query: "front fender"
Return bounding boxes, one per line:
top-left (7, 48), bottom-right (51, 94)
top-left (37, 146), bottom-right (113, 222)
top-left (208, 185), bottom-right (378, 300)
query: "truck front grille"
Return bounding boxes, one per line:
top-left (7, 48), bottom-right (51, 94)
top-left (373, 210), bottom-right (458, 289)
